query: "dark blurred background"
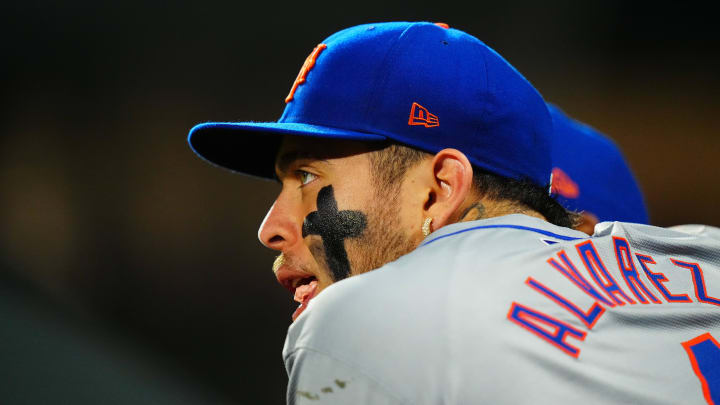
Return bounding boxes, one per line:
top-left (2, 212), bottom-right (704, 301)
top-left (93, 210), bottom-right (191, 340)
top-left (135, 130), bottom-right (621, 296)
top-left (1, 1), bottom-right (718, 404)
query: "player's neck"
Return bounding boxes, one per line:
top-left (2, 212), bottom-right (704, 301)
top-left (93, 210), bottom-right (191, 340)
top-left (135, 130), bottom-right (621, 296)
top-left (457, 198), bottom-right (546, 223)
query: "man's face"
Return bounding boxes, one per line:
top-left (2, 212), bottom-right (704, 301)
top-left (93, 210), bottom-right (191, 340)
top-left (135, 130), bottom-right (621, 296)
top-left (258, 136), bottom-right (420, 320)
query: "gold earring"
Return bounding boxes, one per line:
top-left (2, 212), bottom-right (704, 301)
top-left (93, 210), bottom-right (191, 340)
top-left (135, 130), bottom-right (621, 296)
top-left (422, 217), bottom-right (433, 237)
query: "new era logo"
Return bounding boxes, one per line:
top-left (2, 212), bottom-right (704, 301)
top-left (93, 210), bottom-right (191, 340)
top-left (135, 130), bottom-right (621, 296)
top-left (408, 102), bottom-right (439, 127)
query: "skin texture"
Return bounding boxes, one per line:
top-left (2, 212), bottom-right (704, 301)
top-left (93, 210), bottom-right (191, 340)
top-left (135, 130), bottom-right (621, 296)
top-left (259, 135), bottom-right (549, 313)
top-left (302, 185), bottom-right (366, 281)
top-left (260, 137), bottom-right (421, 298)
top-left (459, 202), bottom-right (486, 222)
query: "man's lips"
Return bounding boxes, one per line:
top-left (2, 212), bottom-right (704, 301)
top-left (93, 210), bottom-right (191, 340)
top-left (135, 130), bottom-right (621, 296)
top-left (275, 265), bottom-right (316, 293)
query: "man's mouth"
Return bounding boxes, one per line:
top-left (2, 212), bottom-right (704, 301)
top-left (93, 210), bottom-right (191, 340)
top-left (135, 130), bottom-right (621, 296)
top-left (274, 264), bottom-right (320, 321)
top-left (292, 278), bottom-right (318, 321)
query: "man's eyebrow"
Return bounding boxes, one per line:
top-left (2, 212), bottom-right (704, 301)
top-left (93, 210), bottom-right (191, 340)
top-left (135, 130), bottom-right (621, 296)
top-left (275, 151), bottom-right (330, 178)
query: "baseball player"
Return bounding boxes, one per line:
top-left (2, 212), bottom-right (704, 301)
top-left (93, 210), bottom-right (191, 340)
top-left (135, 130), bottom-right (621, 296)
top-left (548, 103), bottom-right (649, 234)
top-left (188, 22), bottom-right (720, 404)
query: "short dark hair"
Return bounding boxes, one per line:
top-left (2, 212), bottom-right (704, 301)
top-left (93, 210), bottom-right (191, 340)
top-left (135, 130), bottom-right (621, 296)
top-left (368, 142), bottom-right (579, 228)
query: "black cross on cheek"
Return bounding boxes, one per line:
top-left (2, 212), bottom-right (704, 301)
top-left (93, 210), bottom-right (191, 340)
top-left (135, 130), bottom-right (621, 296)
top-left (302, 185), bottom-right (367, 281)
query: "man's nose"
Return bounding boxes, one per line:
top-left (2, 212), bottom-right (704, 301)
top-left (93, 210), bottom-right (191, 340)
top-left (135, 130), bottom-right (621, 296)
top-left (258, 200), bottom-right (302, 251)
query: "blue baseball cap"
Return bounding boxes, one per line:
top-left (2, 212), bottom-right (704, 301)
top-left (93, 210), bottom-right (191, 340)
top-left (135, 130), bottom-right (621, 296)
top-left (548, 103), bottom-right (649, 223)
top-left (189, 22), bottom-right (554, 187)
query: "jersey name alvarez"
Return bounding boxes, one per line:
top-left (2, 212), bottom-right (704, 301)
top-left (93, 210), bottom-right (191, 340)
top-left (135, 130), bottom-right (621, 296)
top-left (285, 216), bottom-right (720, 404)
top-left (507, 224), bottom-right (720, 358)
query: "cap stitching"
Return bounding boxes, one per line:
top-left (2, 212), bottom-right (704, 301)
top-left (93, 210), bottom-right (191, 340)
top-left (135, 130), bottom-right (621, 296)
top-left (362, 22), bottom-right (424, 129)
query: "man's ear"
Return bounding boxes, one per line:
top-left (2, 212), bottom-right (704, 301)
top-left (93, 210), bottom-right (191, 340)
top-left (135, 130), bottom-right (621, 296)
top-left (423, 148), bottom-right (474, 231)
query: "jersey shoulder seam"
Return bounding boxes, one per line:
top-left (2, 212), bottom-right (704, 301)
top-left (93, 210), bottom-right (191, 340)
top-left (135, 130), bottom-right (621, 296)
top-left (421, 223), bottom-right (585, 247)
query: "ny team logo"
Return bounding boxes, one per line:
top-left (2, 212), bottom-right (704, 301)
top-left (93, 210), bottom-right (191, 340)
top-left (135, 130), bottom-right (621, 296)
top-left (285, 44), bottom-right (327, 103)
top-left (550, 167), bottom-right (580, 199)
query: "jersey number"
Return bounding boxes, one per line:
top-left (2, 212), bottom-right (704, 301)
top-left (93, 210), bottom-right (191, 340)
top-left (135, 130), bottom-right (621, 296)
top-left (683, 333), bottom-right (720, 404)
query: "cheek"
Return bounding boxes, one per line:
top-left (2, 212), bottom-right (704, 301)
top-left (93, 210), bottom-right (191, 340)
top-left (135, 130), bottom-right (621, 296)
top-left (332, 179), bottom-right (369, 204)
top-left (307, 236), bottom-right (332, 280)
top-left (307, 237), bottom-right (326, 263)
top-left (344, 242), bottom-right (373, 277)
top-left (341, 208), bottom-right (386, 274)
top-left (303, 183), bottom-right (371, 281)
top-left (398, 192), bottom-right (429, 243)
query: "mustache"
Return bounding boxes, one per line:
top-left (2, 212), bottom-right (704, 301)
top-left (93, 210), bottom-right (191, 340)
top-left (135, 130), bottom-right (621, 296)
top-left (272, 253), bottom-right (285, 274)
top-left (272, 250), bottom-right (323, 277)
top-left (272, 253), bottom-right (313, 274)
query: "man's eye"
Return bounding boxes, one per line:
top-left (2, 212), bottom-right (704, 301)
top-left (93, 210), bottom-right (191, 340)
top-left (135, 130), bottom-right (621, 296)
top-left (299, 171), bottom-right (317, 185)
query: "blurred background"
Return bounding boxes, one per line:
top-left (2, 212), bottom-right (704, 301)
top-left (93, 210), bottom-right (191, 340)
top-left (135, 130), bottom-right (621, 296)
top-left (1, 1), bottom-right (718, 403)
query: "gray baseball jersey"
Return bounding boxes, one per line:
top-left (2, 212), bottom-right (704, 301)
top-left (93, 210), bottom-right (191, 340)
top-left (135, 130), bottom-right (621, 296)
top-left (671, 224), bottom-right (720, 242)
top-left (283, 214), bottom-right (720, 404)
